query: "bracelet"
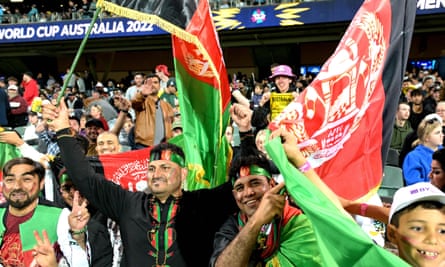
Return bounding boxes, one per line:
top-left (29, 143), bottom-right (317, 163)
top-left (298, 161), bottom-right (311, 173)
top-left (69, 226), bottom-right (87, 235)
top-left (360, 203), bottom-right (368, 216)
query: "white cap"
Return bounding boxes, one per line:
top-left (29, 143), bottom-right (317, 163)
top-left (423, 113), bottom-right (443, 124)
top-left (95, 82), bottom-right (104, 87)
top-left (389, 182), bottom-right (445, 222)
top-left (7, 84), bottom-right (18, 90)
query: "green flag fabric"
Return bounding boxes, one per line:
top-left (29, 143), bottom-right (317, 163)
top-left (97, 0), bottom-right (232, 190)
top-left (265, 137), bottom-right (409, 266)
top-left (0, 142), bottom-right (21, 179)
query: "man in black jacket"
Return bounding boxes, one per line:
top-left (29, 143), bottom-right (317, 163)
top-left (42, 100), bottom-right (239, 266)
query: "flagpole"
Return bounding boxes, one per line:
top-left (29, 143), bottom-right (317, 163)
top-left (56, 7), bottom-right (102, 105)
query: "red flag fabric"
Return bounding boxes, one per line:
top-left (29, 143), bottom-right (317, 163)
top-left (270, 0), bottom-right (415, 200)
top-left (92, 147), bottom-right (151, 191)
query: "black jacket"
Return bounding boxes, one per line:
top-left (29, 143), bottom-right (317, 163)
top-left (57, 135), bottom-right (238, 267)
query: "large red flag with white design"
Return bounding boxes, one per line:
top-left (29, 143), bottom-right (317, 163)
top-left (270, 0), bottom-right (415, 200)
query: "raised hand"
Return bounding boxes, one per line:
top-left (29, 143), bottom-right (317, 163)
top-left (41, 99), bottom-right (71, 132)
top-left (250, 182), bottom-right (286, 226)
top-left (269, 128), bottom-right (305, 166)
top-left (68, 191), bottom-right (90, 232)
top-left (33, 230), bottom-right (58, 267)
top-left (230, 103), bottom-right (253, 132)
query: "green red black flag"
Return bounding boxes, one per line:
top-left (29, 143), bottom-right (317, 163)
top-left (266, 0), bottom-right (416, 264)
top-left (97, 0), bottom-right (231, 189)
top-left (270, 0), bottom-right (416, 201)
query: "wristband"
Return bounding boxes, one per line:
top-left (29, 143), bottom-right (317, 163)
top-left (360, 203), bottom-right (368, 216)
top-left (120, 109), bottom-right (129, 114)
top-left (298, 161), bottom-right (311, 173)
top-left (69, 226), bottom-right (87, 235)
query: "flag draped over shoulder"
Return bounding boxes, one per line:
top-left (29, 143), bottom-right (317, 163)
top-left (97, 0), bottom-right (232, 190)
top-left (265, 138), bottom-right (410, 266)
top-left (269, 0), bottom-right (416, 200)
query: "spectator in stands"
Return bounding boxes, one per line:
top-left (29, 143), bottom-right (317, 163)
top-left (84, 83), bottom-right (118, 122)
top-left (7, 84), bottom-right (28, 127)
top-left (89, 104), bottom-right (109, 131)
top-left (421, 75), bottom-right (436, 95)
top-left (0, 157), bottom-right (90, 266)
top-left (125, 72), bottom-right (144, 101)
top-left (403, 115), bottom-right (443, 185)
top-left (251, 82), bottom-right (263, 109)
top-left (387, 182), bottom-right (445, 267)
top-left (27, 4), bottom-right (38, 22)
top-left (0, 84), bottom-right (9, 126)
top-left (79, 0), bottom-right (91, 19)
top-left (390, 102), bottom-right (412, 153)
top-left (84, 118), bottom-right (105, 156)
top-left (160, 77), bottom-right (178, 109)
top-left (155, 64), bottom-right (171, 90)
top-left (252, 65), bottom-right (298, 130)
top-left (171, 120), bottom-right (183, 138)
top-left (42, 99), bottom-right (239, 267)
top-left (210, 139), bottom-right (321, 267)
top-left (131, 74), bottom-right (174, 149)
top-left (7, 76), bottom-right (18, 87)
top-left (0, 4), bottom-right (4, 24)
top-left (408, 89), bottom-right (429, 132)
top-left (21, 71), bottom-right (39, 107)
top-left (58, 171), bottom-right (113, 266)
top-left (23, 111), bottom-right (40, 142)
top-left (0, 76), bottom-right (6, 90)
top-left (430, 149), bottom-right (445, 192)
top-left (423, 85), bottom-right (441, 114)
top-left (69, 116), bottom-right (81, 133)
top-left (65, 92), bottom-right (84, 112)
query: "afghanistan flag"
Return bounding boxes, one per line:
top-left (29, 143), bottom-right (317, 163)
top-left (269, 0), bottom-right (416, 201)
top-left (89, 147), bottom-right (151, 191)
top-left (97, 0), bottom-right (232, 190)
top-left (266, 138), bottom-right (410, 266)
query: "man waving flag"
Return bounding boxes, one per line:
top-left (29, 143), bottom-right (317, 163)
top-left (97, 0), bottom-right (231, 189)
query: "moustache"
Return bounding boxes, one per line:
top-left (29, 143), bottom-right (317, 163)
top-left (10, 189), bottom-right (28, 196)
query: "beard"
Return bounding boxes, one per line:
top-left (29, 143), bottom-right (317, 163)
top-left (6, 189), bottom-right (40, 210)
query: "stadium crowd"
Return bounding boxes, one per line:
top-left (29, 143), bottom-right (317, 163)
top-left (1, 61), bottom-right (445, 266)
top-left (0, 0), bottom-right (310, 24)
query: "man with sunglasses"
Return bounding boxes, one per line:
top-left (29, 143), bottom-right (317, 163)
top-left (41, 100), bottom-right (239, 266)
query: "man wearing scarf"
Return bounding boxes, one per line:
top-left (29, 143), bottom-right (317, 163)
top-left (41, 100), bottom-right (239, 266)
top-left (210, 152), bottom-right (322, 267)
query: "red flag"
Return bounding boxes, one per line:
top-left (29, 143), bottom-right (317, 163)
top-left (92, 147), bottom-right (151, 191)
top-left (270, 0), bottom-right (415, 200)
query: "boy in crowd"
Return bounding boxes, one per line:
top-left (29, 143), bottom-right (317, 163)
top-left (387, 182), bottom-right (445, 267)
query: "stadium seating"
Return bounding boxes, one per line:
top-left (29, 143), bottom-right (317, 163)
top-left (378, 165), bottom-right (404, 203)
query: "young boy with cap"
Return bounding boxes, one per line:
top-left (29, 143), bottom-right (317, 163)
top-left (387, 182), bottom-right (445, 267)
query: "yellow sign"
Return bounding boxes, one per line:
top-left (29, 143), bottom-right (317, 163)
top-left (270, 93), bottom-right (294, 120)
